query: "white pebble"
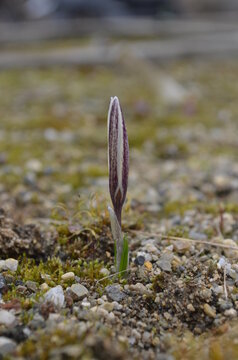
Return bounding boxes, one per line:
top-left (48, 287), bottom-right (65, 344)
top-left (44, 285), bottom-right (65, 308)
top-left (5, 259), bottom-right (18, 272)
top-left (61, 272), bottom-right (75, 282)
top-left (0, 310), bottom-right (16, 327)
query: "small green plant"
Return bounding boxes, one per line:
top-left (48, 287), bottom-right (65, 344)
top-left (107, 96), bottom-right (129, 272)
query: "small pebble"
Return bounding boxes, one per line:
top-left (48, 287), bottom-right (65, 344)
top-left (0, 275), bottom-right (7, 293)
top-left (100, 302), bottom-right (114, 312)
top-left (224, 308), bottom-right (237, 318)
top-left (105, 285), bottom-right (126, 302)
top-left (5, 259), bottom-right (18, 272)
top-left (25, 281), bottom-right (38, 292)
top-left (187, 303), bottom-right (195, 312)
top-left (0, 261), bottom-right (6, 271)
top-left (0, 310), bottom-right (16, 327)
top-left (223, 239), bottom-right (238, 259)
top-left (135, 256), bottom-right (145, 266)
top-left (142, 331), bottom-right (151, 343)
top-left (200, 288), bottom-right (212, 301)
top-left (100, 268), bottom-right (110, 277)
top-left (70, 284), bottom-right (88, 301)
top-left (44, 285), bottom-right (65, 308)
top-left (81, 300), bottom-right (91, 309)
top-left (189, 231), bottom-right (207, 241)
top-left (203, 304), bottom-right (216, 318)
top-left (61, 272), bottom-right (75, 282)
top-left (132, 329), bottom-right (141, 340)
top-left (129, 283), bottom-right (150, 295)
top-left (40, 283), bottom-right (49, 292)
top-left (0, 337), bottom-right (17, 355)
top-left (157, 252), bottom-right (173, 272)
top-left (144, 261), bottom-right (152, 271)
top-left (26, 159), bottom-right (42, 172)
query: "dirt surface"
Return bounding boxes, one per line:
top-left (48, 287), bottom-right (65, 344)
top-left (0, 57), bottom-right (238, 359)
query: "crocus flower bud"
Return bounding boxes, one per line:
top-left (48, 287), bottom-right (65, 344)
top-left (107, 96), bottom-right (129, 226)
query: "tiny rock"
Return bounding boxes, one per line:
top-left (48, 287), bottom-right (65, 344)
top-left (144, 261), bottom-right (152, 271)
top-left (173, 241), bottom-right (191, 254)
top-left (164, 312), bottom-right (172, 321)
top-left (132, 329), bottom-right (141, 340)
top-left (203, 304), bottom-right (216, 318)
top-left (5, 259), bottom-right (18, 272)
top-left (0, 337), bottom-right (17, 355)
top-left (224, 308), bottom-right (237, 318)
top-left (200, 288), bottom-right (212, 301)
top-left (187, 303), bottom-right (195, 312)
top-left (70, 284), bottom-right (88, 301)
top-left (223, 239), bottom-right (238, 259)
top-left (105, 285), bottom-right (126, 302)
top-left (0, 275), bottom-right (7, 293)
top-left (144, 243), bottom-right (159, 254)
top-left (25, 280), bottom-right (38, 292)
top-left (81, 300), bottom-right (91, 309)
top-left (135, 256), bottom-right (145, 266)
top-left (142, 331), bottom-right (151, 344)
top-left (0, 310), bottom-right (16, 327)
top-left (0, 261), bottom-right (6, 272)
top-left (61, 272), bottom-right (75, 282)
top-left (100, 302), bottom-right (114, 312)
top-left (91, 306), bottom-right (109, 318)
top-left (157, 252), bottom-right (173, 272)
top-left (99, 268), bottom-right (110, 277)
top-left (44, 285), bottom-right (65, 308)
top-left (129, 283), bottom-right (150, 295)
top-left (40, 283), bottom-right (49, 292)
top-left (26, 159), bottom-right (42, 172)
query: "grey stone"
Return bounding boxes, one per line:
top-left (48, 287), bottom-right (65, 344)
top-left (142, 331), bottom-right (151, 343)
top-left (0, 275), bottom-right (6, 292)
top-left (25, 280), bottom-right (38, 292)
top-left (70, 284), bottom-right (88, 301)
top-left (0, 310), bottom-right (16, 327)
top-left (189, 230), bottom-right (208, 241)
top-left (105, 285), bottom-right (126, 302)
top-left (129, 283), bottom-right (150, 295)
top-left (5, 259), bottom-right (18, 272)
top-left (157, 252), bottom-right (173, 272)
top-left (0, 261), bottom-right (6, 271)
top-left (134, 256), bottom-right (145, 266)
top-left (0, 337), bottom-right (17, 355)
top-left (44, 285), bottom-right (65, 308)
top-left (29, 314), bottom-right (45, 330)
top-left (99, 268), bottom-right (110, 277)
top-left (224, 308), bottom-right (237, 317)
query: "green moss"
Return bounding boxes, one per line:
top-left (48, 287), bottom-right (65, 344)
top-left (128, 122), bottom-right (157, 148)
top-left (163, 200), bottom-right (198, 216)
top-left (152, 273), bottom-right (166, 293)
top-left (163, 200), bottom-right (238, 217)
top-left (167, 226), bottom-right (189, 238)
top-left (18, 324), bottom-right (129, 359)
top-left (19, 328), bottom-right (88, 359)
top-left (3, 256), bottom-right (108, 304)
top-left (85, 165), bottom-right (107, 178)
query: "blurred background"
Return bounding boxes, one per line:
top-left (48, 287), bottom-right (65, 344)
top-left (0, 0), bottom-right (238, 20)
top-left (0, 0), bottom-right (238, 224)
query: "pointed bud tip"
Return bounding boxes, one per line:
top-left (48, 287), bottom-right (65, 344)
top-left (110, 96), bottom-right (120, 106)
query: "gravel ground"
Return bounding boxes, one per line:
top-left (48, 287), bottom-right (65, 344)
top-left (0, 58), bottom-right (238, 359)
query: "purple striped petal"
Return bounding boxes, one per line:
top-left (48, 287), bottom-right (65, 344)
top-left (108, 96), bottom-right (129, 225)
